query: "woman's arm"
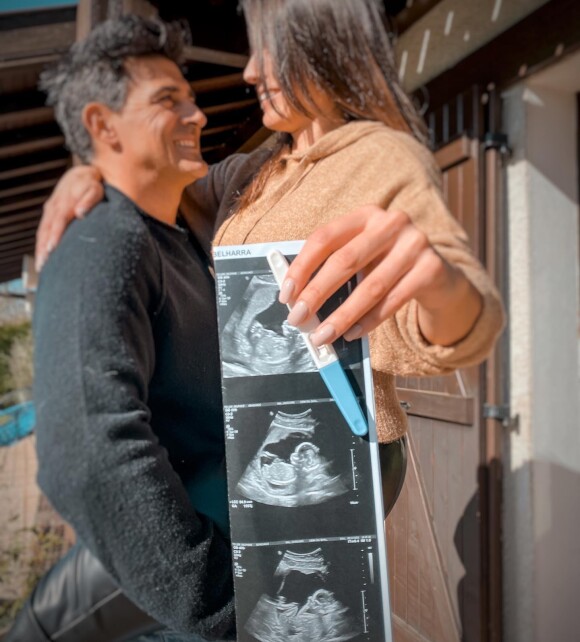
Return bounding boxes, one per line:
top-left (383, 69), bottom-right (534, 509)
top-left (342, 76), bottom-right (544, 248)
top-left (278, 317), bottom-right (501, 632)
top-left (281, 204), bottom-right (483, 347)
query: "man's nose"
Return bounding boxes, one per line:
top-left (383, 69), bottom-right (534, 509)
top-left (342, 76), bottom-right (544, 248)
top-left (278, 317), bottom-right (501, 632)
top-left (243, 53), bottom-right (258, 85)
top-left (182, 103), bottom-right (207, 129)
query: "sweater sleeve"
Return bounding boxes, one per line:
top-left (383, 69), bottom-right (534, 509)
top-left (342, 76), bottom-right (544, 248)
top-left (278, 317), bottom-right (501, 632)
top-left (180, 147), bottom-right (273, 245)
top-left (33, 205), bottom-right (235, 639)
top-left (368, 133), bottom-right (505, 377)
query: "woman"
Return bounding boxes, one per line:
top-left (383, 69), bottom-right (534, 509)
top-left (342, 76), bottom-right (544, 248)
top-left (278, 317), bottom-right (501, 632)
top-left (21, 1), bottom-right (504, 641)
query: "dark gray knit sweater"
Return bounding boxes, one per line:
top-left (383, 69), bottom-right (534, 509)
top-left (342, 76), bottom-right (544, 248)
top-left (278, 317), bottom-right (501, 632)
top-left (33, 185), bottom-right (235, 639)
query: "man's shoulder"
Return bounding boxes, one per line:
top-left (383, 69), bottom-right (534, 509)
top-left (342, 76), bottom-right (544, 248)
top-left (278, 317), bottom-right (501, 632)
top-left (74, 196), bottom-right (150, 241)
top-left (46, 196), bottom-right (158, 279)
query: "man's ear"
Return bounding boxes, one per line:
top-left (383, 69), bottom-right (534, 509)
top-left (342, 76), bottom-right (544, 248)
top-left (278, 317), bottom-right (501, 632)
top-left (82, 103), bottom-right (120, 149)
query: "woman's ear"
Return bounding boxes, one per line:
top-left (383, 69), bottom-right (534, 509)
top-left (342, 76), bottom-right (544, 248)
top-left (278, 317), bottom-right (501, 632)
top-left (81, 103), bottom-right (120, 150)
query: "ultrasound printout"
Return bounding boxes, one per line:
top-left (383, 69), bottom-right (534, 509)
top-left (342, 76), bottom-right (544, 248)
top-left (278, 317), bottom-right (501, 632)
top-left (214, 241), bottom-right (393, 642)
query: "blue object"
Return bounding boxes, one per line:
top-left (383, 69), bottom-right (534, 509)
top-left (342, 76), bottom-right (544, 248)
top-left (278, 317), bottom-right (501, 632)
top-left (0, 1), bottom-right (77, 12)
top-left (319, 360), bottom-right (368, 436)
top-left (0, 401), bottom-right (35, 447)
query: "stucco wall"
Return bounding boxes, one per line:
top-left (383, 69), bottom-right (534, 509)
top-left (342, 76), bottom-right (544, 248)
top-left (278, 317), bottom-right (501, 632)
top-left (502, 51), bottom-right (580, 642)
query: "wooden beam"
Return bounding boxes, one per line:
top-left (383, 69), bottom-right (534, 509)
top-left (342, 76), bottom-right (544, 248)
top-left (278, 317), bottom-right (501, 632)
top-left (396, 388), bottom-right (474, 425)
top-left (393, 0), bottom-right (445, 35)
top-left (120, 0), bottom-right (157, 19)
top-left (0, 107), bottom-right (54, 132)
top-left (0, 158), bottom-right (70, 182)
top-left (0, 208), bottom-right (44, 228)
top-left (0, 218), bottom-right (42, 237)
top-left (0, 53), bottom-right (59, 71)
top-left (0, 197), bottom-right (46, 216)
top-left (0, 248), bottom-right (33, 264)
top-left (235, 126), bottom-right (271, 154)
top-left (0, 179), bottom-right (57, 200)
top-left (0, 259), bottom-right (22, 270)
top-left (0, 228), bottom-right (38, 245)
top-left (0, 22), bottom-right (75, 62)
top-left (201, 123), bottom-right (239, 138)
top-left (2, 258), bottom-right (22, 270)
top-left (0, 136), bottom-right (65, 160)
top-left (183, 46), bottom-right (248, 69)
top-left (0, 264), bottom-right (22, 276)
top-left (0, 254), bottom-right (24, 267)
top-left (200, 143), bottom-right (227, 155)
top-left (76, 0), bottom-right (108, 40)
top-left (0, 238), bottom-right (36, 254)
top-left (203, 98), bottom-right (257, 116)
top-left (226, 106), bottom-right (271, 155)
top-left (191, 73), bottom-right (246, 94)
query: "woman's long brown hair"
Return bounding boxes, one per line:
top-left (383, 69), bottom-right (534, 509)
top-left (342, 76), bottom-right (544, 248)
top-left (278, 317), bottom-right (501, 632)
top-left (236, 0), bottom-right (428, 212)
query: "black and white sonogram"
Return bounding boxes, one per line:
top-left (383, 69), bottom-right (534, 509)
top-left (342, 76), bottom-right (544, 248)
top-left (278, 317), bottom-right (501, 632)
top-left (246, 548), bottom-right (360, 642)
top-left (225, 401), bottom-right (375, 543)
top-left (214, 242), bottom-right (393, 642)
top-left (234, 540), bottom-right (385, 642)
top-left (220, 273), bottom-right (315, 378)
top-left (236, 408), bottom-right (348, 507)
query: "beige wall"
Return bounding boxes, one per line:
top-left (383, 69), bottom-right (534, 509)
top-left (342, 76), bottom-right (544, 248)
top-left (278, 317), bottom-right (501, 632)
top-left (502, 49), bottom-right (580, 642)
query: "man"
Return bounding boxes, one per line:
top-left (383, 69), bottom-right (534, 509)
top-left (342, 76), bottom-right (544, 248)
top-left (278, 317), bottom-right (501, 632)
top-left (5, 16), bottom-right (235, 642)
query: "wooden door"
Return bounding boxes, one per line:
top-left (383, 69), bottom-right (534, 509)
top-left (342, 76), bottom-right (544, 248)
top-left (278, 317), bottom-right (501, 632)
top-left (387, 134), bottom-right (488, 642)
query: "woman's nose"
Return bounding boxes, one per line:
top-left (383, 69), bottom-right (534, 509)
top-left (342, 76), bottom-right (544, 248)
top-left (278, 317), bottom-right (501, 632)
top-left (243, 52), bottom-right (258, 86)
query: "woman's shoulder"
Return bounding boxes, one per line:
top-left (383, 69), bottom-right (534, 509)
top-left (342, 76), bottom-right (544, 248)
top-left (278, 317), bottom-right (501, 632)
top-left (339, 121), bottom-right (440, 186)
top-left (357, 122), bottom-right (434, 164)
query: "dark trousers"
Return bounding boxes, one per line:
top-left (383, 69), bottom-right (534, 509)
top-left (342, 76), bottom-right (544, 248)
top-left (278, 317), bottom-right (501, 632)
top-left (3, 438), bottom-right (406, 642)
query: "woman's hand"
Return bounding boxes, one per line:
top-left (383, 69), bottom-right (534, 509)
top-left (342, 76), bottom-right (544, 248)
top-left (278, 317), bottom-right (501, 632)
top-left (280, 205), bottom-right (483, 347)
top-left (35, 165), bottom-right (104, 271)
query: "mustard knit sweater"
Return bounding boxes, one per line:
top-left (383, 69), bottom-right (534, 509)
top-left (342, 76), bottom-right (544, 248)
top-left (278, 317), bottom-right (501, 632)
top-left (207, 121), bottom-right (504, 443)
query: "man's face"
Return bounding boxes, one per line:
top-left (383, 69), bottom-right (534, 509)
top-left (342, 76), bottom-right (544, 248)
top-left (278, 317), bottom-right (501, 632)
top-left (109, 55), bottom-right (208, 184)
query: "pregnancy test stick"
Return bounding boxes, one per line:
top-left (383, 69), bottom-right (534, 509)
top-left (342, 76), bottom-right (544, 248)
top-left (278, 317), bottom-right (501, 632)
top-left (267, 249), bottom-right (368, 437)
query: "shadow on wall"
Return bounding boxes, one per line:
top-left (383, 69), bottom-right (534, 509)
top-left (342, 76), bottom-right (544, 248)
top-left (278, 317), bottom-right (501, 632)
top-left (455, 458), bottom-right (580, 642)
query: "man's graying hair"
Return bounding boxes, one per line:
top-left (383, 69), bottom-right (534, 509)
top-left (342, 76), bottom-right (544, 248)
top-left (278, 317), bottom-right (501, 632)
top-left (40, 15), bottom-right (189, 163)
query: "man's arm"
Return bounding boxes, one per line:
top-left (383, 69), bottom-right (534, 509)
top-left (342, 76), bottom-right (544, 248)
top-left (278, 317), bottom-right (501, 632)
top-left (33, 206), bottom-right (234, 639)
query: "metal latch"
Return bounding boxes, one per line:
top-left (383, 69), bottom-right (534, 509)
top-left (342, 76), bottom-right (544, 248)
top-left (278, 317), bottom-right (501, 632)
top-left (483, 403), bottom-right (512, 427)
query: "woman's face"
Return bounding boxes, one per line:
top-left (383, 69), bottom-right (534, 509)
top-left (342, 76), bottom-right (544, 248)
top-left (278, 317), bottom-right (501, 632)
top-left (243, 50), bottom-right (340, 149)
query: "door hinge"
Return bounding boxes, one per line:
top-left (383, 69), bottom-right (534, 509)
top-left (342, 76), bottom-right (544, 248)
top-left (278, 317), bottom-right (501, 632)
top-left (483, 403), bottom-right (514, 428)
top-left (483, 132), bottom-right (511, 158)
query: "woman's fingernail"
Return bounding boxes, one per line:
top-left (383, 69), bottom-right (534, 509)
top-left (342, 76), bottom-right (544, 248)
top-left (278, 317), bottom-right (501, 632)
top-left (35, 255), bottom-right (45, 273)
top-left (279, 278), bottom-right (295, 305)
top-left (75, 206), bottom-right (87, 218)
top-left (310, 324), bottom-right (336, 346)
top-left (46, 240), bottom-right (55, 254)
top-left (344, 324), bottom-right (364, 341)
top-left (287, 301), bottom-right (309, 326)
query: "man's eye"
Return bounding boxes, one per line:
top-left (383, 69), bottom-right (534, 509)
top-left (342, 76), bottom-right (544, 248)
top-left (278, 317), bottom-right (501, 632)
top-left (160, 95), bottom-right (175, 105)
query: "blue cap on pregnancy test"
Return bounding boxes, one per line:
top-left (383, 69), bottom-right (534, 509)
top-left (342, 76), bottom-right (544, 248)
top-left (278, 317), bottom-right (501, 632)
top-left (319, 360), bottom-right (368, 437)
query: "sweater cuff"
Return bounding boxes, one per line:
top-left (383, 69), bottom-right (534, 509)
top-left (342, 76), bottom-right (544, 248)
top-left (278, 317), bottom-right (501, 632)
top-left (398, 265), bottom-right (505, 370)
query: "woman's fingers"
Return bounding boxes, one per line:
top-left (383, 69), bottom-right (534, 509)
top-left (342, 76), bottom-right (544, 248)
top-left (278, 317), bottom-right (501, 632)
top-left (283, 207), bottom-right (409, 317)
top-left (75, 183), bottom-right (103, 218)
top-left (35, 168), bottom-right (104, 271)
top-left (308, 228), bottom-right (436, 346)
top-left (35, 197), bottom-right (70, 271)
top-left (279, 209), bottom-right (368, 305)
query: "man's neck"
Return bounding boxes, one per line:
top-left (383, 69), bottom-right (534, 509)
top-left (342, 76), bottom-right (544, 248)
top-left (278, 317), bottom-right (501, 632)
top-left (98, 163), bottom-right (183, 226)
